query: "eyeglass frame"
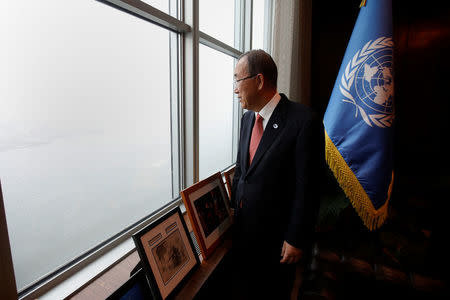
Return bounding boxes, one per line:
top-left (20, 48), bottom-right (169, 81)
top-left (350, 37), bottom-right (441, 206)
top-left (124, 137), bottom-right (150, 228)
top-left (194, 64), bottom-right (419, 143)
top-left (233, 74), bottom-right (258, 88)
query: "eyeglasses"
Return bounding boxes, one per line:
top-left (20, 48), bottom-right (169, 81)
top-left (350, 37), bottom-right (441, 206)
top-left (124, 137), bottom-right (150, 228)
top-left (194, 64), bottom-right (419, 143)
top-left (233, 74), bottom-right (257, 88)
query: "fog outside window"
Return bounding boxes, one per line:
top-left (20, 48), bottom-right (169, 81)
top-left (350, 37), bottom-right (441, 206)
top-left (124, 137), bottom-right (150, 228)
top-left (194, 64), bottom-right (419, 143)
top-left (0, 0), bottom-right (172, 290)
top-left (198, 45), bottom-right (234, 180)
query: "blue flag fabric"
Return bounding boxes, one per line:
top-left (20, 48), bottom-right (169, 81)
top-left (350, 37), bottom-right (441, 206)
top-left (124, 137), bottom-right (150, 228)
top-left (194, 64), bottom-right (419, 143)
top-left (323, 0), bottom-right (394, 230)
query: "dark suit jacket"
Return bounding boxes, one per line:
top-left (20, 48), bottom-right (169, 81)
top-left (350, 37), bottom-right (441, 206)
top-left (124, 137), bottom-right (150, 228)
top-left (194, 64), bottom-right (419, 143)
top-left (231, 93), bottom-right (322, 254)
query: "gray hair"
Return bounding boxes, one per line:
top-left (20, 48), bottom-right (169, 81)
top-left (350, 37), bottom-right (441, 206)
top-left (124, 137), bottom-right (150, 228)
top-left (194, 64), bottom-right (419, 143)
top-left (238, 49), bottom-right (278, 88)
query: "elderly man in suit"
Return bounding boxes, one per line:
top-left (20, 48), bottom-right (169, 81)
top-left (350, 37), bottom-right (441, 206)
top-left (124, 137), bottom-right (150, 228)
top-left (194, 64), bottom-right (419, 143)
top-left (229, 49), bottom-right (322, 299)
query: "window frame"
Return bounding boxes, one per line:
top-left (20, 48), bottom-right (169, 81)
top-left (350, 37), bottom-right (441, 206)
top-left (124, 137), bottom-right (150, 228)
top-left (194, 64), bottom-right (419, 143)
top-left (12, 0), bottom-right (274, 298)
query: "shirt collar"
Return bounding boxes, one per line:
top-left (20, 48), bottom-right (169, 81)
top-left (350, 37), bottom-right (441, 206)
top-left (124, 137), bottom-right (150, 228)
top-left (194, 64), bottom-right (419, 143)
top-left (256, 92), bottom-right (281, 122)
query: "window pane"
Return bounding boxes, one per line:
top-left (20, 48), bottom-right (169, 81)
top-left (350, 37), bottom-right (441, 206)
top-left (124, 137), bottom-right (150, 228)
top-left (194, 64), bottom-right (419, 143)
top-left (199, 0), bottom-right (235, 46)
top-left (199, 45), bottom-right (234, 180)
top-left (252, 0), bottom-right (265, 50)
top-left (0, 0), bottom-right (172, 290)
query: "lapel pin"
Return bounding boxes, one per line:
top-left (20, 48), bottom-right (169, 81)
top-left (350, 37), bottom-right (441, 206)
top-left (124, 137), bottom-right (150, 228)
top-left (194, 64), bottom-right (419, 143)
top-left (273, 123), bottom-right (278, 129)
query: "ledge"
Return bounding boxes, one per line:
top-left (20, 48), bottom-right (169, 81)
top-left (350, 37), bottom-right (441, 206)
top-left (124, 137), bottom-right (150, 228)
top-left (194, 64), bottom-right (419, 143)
top-left (65, 213), bottom-right (231, 299)
top-left (39, 239), bottom-right (136, 300)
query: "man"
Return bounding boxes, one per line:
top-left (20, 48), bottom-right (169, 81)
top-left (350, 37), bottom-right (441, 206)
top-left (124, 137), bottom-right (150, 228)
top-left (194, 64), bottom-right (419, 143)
top-left (229, 49), bottom-right (322, 299)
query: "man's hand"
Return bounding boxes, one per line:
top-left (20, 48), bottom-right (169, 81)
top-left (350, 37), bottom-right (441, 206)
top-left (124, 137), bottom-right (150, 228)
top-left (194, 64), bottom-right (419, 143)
top-left (280, 241), bottom-right (302, 264)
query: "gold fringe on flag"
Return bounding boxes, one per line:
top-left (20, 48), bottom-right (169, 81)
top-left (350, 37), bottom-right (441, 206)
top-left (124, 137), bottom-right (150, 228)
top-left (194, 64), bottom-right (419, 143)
top-left (324, 129), bottom-right (393, 230)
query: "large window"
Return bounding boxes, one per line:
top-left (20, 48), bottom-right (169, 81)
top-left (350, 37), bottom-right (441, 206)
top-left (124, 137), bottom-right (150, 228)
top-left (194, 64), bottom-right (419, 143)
top-left (252, 0), bottom-right (273, 52)
top-left (199, 45), bottom-right (235, 180)
top-left (0, 0), bottom-right (274, 298)
top-left (0, 0), bottom-right (173, 291)
top-left (252, 0), bottom-right (265, 49)
top-left (199, 0), bottom-right (236, 46)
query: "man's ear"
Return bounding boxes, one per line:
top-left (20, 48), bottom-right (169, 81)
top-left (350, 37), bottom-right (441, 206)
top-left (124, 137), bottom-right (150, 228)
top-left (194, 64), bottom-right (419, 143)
top-left (256, 73), bottom-right (264, 90)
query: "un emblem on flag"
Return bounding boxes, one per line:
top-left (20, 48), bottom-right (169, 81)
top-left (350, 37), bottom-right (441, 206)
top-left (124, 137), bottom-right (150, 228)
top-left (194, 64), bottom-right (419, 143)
top-left (339, 37), bottom-right (394, 128)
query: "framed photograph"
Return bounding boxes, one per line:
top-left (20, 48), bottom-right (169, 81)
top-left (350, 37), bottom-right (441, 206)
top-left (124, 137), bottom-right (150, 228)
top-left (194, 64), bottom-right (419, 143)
top-left (222, 165), bottom-right (236, 199)
top-left (132, 207), bottom-right (199, 300)
top-left (180, 172), bottom-right (232, 260)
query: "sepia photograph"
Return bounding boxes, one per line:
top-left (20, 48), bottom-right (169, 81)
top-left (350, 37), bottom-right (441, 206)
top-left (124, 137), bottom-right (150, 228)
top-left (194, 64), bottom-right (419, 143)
top-left (132, 207), bottom-right (199, 299)
top-left (152, 229), bottom-right (189, 285)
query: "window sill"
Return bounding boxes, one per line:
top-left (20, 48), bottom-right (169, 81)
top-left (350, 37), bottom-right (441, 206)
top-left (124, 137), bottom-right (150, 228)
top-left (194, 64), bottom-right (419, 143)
top-left (21, 201), bottom-right (184, 299)
top-left (39, 238), bottom-right (136, 300)
top-left (41, 211), bottom-right (232, 299)
top-left (37, 210), bottom-right (195, 300)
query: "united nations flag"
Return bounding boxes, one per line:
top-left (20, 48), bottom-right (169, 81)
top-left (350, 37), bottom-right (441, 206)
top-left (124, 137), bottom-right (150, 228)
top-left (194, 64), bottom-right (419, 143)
top-left (323, 0), bottom-right (394, 230)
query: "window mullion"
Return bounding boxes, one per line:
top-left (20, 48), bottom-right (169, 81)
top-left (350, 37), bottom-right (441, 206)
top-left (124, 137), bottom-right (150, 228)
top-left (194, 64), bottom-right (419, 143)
top-left (183, 0), bottom-right (200, 188)
top-left (169, 0), bottom-right (181, 198)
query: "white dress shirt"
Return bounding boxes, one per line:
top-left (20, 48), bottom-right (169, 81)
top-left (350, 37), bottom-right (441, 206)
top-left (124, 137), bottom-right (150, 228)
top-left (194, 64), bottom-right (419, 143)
top-left (256, 92), bottom-right (281, 130)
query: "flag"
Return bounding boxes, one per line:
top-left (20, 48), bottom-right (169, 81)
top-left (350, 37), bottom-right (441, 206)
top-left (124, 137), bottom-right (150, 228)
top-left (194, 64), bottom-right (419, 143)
top-left (323, 0), bottom-right (394, 230)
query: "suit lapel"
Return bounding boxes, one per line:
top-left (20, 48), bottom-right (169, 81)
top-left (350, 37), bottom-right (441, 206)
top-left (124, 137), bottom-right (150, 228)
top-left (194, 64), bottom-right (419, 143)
top-left (247, 97), bottom-right (288, 175)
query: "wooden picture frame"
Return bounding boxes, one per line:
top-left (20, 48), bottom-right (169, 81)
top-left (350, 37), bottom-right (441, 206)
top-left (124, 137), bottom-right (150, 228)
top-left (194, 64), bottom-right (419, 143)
top-left (132, 207), bottom-right (199, 300)
top-left (222, 165), bottom-right (236, 199)
top-left (180, 172), bottom-right (232, 260)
